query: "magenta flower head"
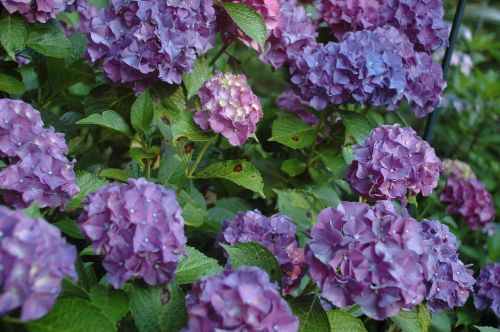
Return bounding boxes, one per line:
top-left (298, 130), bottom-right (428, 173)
top-left (305, 201), bottom-right (427, 320)
top-left (86, 0), bottom-right (216, 92)
top-left (261, 0), bottom-right (317, 69)
top-left (474, 263), bottom-right (500, 317)
top-left (345, 124), bottom-right (443, 203)
top-left (63, 0), bottom-right (99, 34)
top-left (218, 210), bottom-right (306, 294)
top-left (194, 71), bottom-right (263, 146)
top-left (215, 0), bottom-right (280, 51)
top-left (419, 220), bottom-right (475, 312)
top-left (440, 177), bottom-right (495, 230)
top-left (0, 0), bottom-right (68, 23)
top-left (0, 99), bottom-right (79, 209)
top-left (0, 206), bottom-right (77, 321)
top-left (183, 266), bottom-right (299, 331)
top-left (77, 178), bottom-right (187, 288)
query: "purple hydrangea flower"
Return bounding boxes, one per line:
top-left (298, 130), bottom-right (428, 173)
top-left (194, 71), bottom-right (263, 146)
top-left (440, 177), bottom-right (495, 230)
top-left (218, 210), bottom-right (306, 295)
top-left (63, 0), bottom-right (99, 34)
top-left (0, 206), bottom-right (77, 321)
top-left (183, 267), bottom-right (299, 331)
top-left (419, 220), bottom-right (475, 312)
top-left (306, 201), bottom-right (427, 320)
top-left (77, 178), bottom-right (187, 288)
top-left (442, 159), bottom-right (476, 180)
top-left (86, 0), bottom-right (216, 92)
top-left (261, 0), bottom-right (317, 69)
top-left (474, 263), bottom-right (500, 317)
top-left (0, 0), bottom-right (68, 23)
top-left (345, 124), bottom-right (443, 203)
top-left (0, 99), bottom-right (79, 209)
top-left (215, 0), bottom-right (280, 51)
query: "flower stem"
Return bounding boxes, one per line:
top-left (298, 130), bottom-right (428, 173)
top-left (209, 43), bottom-right (231, 67)
top-left (187, 139), bottom-right (213, 178)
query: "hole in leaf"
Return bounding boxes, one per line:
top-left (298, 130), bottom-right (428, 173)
top-left (233, 164), bottom-right (243, 172)
top-left (291, 135), bottom-right (300, 142)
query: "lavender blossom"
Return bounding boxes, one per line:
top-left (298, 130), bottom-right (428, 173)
top-left (0, 99), bottom-right (79, 209)
top-left (77, 178), bottom-right (186, 288)
top-left (345, 124), bottom-right (443, 203)
top-left (440, 177), bottom-right (495, 230)
top-left (218, 210), bottom-right (306, 294)
top-left (306, 201), bottom-right (427, 320)
top-left (419, 220), bottom-right (475, 312)
top-left (0, 206), bottom-right (77, 321)
top-left (183, 267), bottom-right (299, 331)
top-left (63, 0), bottom-right (99, 34)
top-left (474, 263), bottom-right (500, 317)
top-left (86, 0), bottom-right (216, 92)
top-left (194, 71), bottom-right (263, 146)
top-left (0, 0), bottom-right (68, 23)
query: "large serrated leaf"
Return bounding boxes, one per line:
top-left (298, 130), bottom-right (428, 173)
top-left (195, 160), bottom-right (264, 196)
top-left (54, 219), bottom-right (84, 239)
top-left (176, 246), bottom-right (222, 285)
top-left (131, 90), bottom-right (154, 134)
top-left (220, 2), bottom-right (268, 51)
top-left (0, 13), bottom-right (29, 58)
top-left (27, 22), bottom-right (71, 58)
top-left (183, 59), bottom-right (211, 99)
top-left (326, 310), bottom-right (367, 332)
top-left (340, 111), bottom-right (372, 144)
top-left (274, 189), bottom-right (325, 233)
top-left (77, 110), bottom-right (132, 137)
top-left (391, 304), bottom-right (431, 332)
top-left (270, 115), bottom-right (315, 149)
top-left (0, 73), bottom-right (26, 94)
top-left (288, 294), bottom-right (331, 332)
top-left (89, 285), bottom-right (130, 325)
top-left (221, 242), bottom-right (281, 285)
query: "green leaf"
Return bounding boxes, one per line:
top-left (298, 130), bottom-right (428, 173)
top-left (89, 285), bottom-right (130, 324)
top-left (221, 242), bottom-right (281, 285)
top-left (326, 310), bottom-right (367, 332)
top-left (161, 283), bottom-right (188, 332)
top-left (158, 146), bottom-right (186, 186)
top-left (66, 172), bottom-right (108, 209)
top-left (195, 160), bottom-right (264, 196)
top-left (0, 13), bottom-right (29, 58)
top-left (23, 203), bottom-right (42, 219)
top-left (131, 90), bottom-right (154, 134)
top-left (220, 2), bottom-right (267, 50)
top-left (0, 73), bottom-right (26, 94)
top-left (208, 197), bottom-right (251, 222)
top-left (26, 298), bottom-right (115, 332)
top-left (176, 246), bottom-right (222, 285)
top-left (183, 59), bottom-right (211, 99)
top-left (171, 110), bottom-right (211, 142)
top-left (318, 148), bottom-right (347, 179)
top-left (274, 188), bottom-right (325, 233)
top-left (391, 304), bottom-right (431, 332)
top-left (99, 168), bottom-right (131, 182)
top-left (474, 326), bottom-right (500, 332)
top-left (281, 159), bottom-right (307, 177)
top-left (340, 112), bottom-right (372, 144)
top-left (77, 110), bottom-right (132, 137)
top-left (270, 115), bottom-right (315, 149)
top-left (54, 220), bottom-right (84, 239)
top-left (288, 294), bottom-right (330, 332)
top-left (27, 22), bottom-right (71, 58)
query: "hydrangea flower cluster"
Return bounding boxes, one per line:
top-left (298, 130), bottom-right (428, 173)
top-left (261, 0), bottom-right (317, 69)
top-left (419, 220), bottom-right (475, 312)
top-left (474, 263), bottom-right (500, 317)
top-left (316, 0), bottom-right (448, 53)
top-left (306, 201), bottom-right (427, 320)
top-left (442, 159), bottom-right (476, 179)
top-left (215, 0), bottom-right (280, 51)
top-left (86, 0), bottom-right (216, 92)
top-left (440, 177), bottom-right (495, 230)
top-left (218, 210), bottom-right (306, 294)
top-left (183, 267), bottom-right (299, 331)
top-left (77, 178), bottom-right (186, 288)
top-left (0, 99), bottom-right (79, 209)
top-left (0, 206), bottom-right (77, 321)
top-left (63, 0), bottom-right (99, 34)
top-left (345, 124), bottom-right (443, 203)
top-left (194, 71), bottom-right (263, 146)
top-left (0, 0), bottom-right (68, 23)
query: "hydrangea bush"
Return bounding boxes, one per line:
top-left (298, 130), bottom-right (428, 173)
top-left (0, 0), bottom-right (498, 331)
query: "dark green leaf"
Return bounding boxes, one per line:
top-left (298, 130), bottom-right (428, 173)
top-left (77, 110), bottom-right (132, 136)
top-left (274, 188), bottom-right (325, 233)
top-left (183, 59), bottom-right (211, 99)
top-left (54, 220), bottom-right (84, 239)
top-left (89, 285), bottom-right (130, 325)
top-left (27, 22), bottom-right (71, 58)
top-left (161, 283), bottom-right (188, 332)
top-left (220, 2), bottom-right (267, 50)
top-left (326, 310), bottom-right (367, 332)
top-left (208, 197), bottom-right (251, 222)
top-left (158, 146), bottom-right (186, 186)
top-left (99, 168), bottom-right (131, 182)
top-left (176, 246), bottom-right (222, 285)
top-left (0, 73), bottom-right (26, 94)
top-left (474, 326), bottom-right (500, 332)
top-left (23, 203), bottom-right (42, 219)
top-left (270, 115), bottom-right (315, 149)
top-left (0, 13), bottom-right (29, 58)
top-left (288, 294), bottom-right (330, 332)
top-left (340, 112), bottom-right (372, 144)
top-left (281, 159), bottom-right (307, 177)
top-left (66, 172), bottom-right (108, 209)
top-left (131, 90), bottom-right (154, 134)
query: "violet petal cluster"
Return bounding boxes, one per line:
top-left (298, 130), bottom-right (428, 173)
top-left (419, 220), bottom-right (475, 312)
top-left (77, 178), bottom-right (187, 288)
top-left (440, 177), bottom-right (495, 230)
top-left (0, 206), bottom-right (77, 321)
top-left (194, 71), bottom-right (263, 146)
top-left (345, 124), bottom-right (443, 203)
top-left (306, 201), bottom-right (427, 320)
top-left (218, 210), bottom-right (306, 294)
top-left (261, 0), bottom-right (317, 69)
top-left (215, 0), bottom-right (280, 51)
top-left (63, 0), bottom-right (99, 34)
top-left (0, 0), bottom-right (68, 23)
top-left (86, 0), bottom-right (216, 92)
top-left (474, 263), bottom-right (500, 317)
top-left (183, 267), bottom-right (299, 331)
top-left (0, 99), bottom-right (79, 209)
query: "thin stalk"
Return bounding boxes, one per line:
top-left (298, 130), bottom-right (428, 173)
top-left (187, 139), bottom-right (213, 178)
top-left (209, 43), bottom-right (230, 67)
top-left (307, 110), bottom-right (330, 166)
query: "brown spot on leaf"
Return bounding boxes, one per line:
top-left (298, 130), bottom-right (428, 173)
top-left (183, 142), bottom-right (194, 154)
top-left (161, 116), bottom-right (171, 126)
top-left (292, 135), bottom-right (300, 142)
top-left (233, 164), bottom-right (243, 172)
